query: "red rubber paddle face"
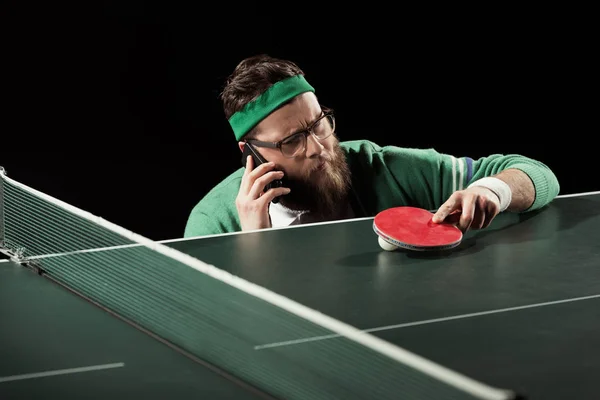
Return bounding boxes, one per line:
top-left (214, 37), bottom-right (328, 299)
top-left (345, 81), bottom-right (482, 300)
top-left (373, 206), bottom-right (463, 251)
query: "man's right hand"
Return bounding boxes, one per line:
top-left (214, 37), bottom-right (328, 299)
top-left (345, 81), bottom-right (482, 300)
top-left (236, 156), bottom-right (291, 231)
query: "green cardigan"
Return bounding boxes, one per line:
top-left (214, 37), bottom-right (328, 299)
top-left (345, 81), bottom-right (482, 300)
top-left (184, 140), bottom-right (560, 237)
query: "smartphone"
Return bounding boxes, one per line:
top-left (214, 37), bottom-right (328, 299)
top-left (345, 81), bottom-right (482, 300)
top-left (241, 142), bottom-right (286, 203)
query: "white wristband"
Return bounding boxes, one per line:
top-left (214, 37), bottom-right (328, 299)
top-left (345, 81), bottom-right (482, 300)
top-left (467, 177), bottom-right (512, 212)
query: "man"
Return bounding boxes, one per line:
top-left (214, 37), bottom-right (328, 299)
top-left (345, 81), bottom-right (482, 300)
top-left (184, 54), bottom-right (560, 238)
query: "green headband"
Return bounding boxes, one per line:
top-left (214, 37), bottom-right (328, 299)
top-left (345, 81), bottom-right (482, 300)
top-left (228, 75), bottom-right (315, 141)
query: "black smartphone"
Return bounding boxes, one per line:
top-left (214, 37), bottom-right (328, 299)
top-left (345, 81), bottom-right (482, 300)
top-left (241, 142), bottom-right (286, 203)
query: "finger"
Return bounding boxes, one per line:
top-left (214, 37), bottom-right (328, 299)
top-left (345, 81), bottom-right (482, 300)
top-left (249, 170), bottom-right (285, 199)
top-left (245, 155), bottom-right (254, 172)
top-left (470, 196), bottom-right (488, 230)
top-left (240, 156), bottom-right (254, 189)
top-left (481, 200), bottom-right (500, 229)
top-left (242, 161), bottom-right (276, 194)
top-left (458, 195), bottom-right (476, 232)
top-left (432, 194), bottom-right (459, 223)
top-left (260, 186), bottom-right (291, 205)
top-left (471, 211), bottom-right (485, 230)
top-left (247, 161), bottom-right (277, 182)
top-left (444, 210), bottom-right (462, 225)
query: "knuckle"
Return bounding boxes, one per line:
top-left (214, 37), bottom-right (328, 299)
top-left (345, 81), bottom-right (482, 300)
top-left (447, 192), bottom-right (461, 204)
top-left (237, 200), bottom-right (249, 211)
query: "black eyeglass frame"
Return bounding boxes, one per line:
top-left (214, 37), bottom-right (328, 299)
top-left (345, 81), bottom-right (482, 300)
top-left (244, 109), bottom-right (336, 158)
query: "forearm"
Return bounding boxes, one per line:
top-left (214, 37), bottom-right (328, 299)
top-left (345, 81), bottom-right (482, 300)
top-left (467, 154), bottom-right (560, 212)
top-left (494, 168), bottom-right (536, 212)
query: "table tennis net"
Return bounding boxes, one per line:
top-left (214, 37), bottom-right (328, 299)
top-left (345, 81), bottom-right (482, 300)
top-left (0, 168), bottom-right (516, 400)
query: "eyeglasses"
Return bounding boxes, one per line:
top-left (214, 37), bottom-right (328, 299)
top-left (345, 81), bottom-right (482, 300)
top-left (245, 110), bottom-right (336, 158)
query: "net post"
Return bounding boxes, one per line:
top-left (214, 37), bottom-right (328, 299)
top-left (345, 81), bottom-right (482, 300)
top-left (0, 166), bottom-right (5, 249)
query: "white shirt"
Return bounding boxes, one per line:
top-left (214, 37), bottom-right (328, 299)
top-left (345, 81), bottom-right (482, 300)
top-left (268, 202), bottom-right (308, 227)
top-left (268, 201), bottom-right (355, 227)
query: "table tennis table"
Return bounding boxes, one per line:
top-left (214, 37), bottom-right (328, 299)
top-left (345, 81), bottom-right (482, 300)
top-left (1, 166), bottom-right (599, 399)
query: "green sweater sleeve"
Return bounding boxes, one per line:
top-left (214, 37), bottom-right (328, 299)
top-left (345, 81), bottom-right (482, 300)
top-left (343, 140), bottom-right (560, 214)
top-left (183, 209), bottom-right (231, 238)
top-left (183, 172), bottom-right (243, 238)
top-left (380, 145), bottom-right (560, 212)
top-left (468, 154), bottom-right (561, 212)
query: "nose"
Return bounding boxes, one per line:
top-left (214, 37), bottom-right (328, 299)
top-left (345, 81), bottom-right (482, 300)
top-left (305, 133), bottom-right (324, 159)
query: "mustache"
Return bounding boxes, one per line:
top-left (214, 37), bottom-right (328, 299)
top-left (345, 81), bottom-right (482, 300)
top-left (308, 156), bottom-right (332, 173)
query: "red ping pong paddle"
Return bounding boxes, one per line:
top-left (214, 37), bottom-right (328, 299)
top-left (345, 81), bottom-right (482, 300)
top-left (373, 206), bottom-right (463, 251)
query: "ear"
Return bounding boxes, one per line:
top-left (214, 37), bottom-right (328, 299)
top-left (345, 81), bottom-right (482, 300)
top-left (238, 142), bottom-right (245, 152)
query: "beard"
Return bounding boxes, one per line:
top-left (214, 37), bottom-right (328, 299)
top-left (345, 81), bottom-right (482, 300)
top-left (278, 139), bottom-right (352, 220)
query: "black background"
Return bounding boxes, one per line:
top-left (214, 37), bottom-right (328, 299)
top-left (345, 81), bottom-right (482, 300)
top-left (2, 2), bottom-right (596, 240)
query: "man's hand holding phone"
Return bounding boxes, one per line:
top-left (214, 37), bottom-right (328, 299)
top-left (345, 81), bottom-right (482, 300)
top-left (236, 155), bottom-right (291, 231)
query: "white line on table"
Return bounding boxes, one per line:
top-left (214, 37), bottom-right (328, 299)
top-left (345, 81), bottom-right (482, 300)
top-left (255, 293), bottom-right (600, 350)
top-left (0, 362), bottom-right (125, 383)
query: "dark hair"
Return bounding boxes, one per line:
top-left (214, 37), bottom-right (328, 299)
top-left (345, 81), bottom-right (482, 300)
top-left (219, 54), bottom-right (305, 138)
